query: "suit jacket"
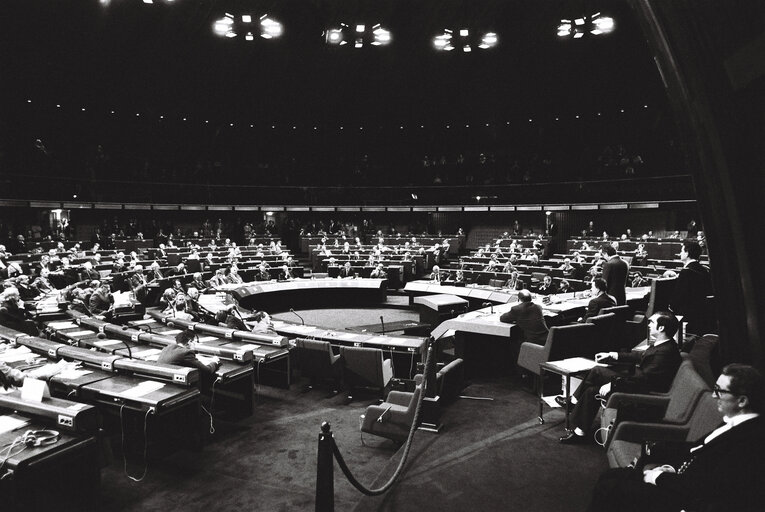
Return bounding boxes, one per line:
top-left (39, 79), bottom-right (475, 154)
top-left (585, 293), bottom-right (616, 320)
top-left (602, 255), bottom-right (629, 305)
top-left (500, 301), bottom-right (549, 345)
top-left (88, 290), bottom-right (114, 315)
top-left (616, 340), bottom-right (682, 393)
top-left (670, 261), bottom-right (713, 334)
top-left (339, 267), bottom-right (355, 278)
top-left (656, 416), bottom-right (765, 511)
top-left (157, 344), bottom-right (218, 375)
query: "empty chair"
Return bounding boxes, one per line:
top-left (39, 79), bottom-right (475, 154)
top-left (295, 338), bottom-right (342, 392)
top-left (361, 383), bottom-right (423, 442)
top-left (517, 323), bottom-right (597, 388)
top-left (682, 334), bottom-right (720, 387)
top-left (340, 346), bottom-right (393, 400)
top-left (586, 312), bottom-right (618, 355)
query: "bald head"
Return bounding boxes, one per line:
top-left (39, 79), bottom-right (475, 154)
top-left (518, 290), bottom-right (533, 302)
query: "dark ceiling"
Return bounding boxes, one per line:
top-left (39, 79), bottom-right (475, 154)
top-left (2, 0), bottom-right (664, 125)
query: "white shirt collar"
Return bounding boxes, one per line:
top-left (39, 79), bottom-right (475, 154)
top-left (683, 258), bottom-right (697, 268)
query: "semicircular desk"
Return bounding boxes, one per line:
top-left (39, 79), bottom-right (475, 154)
top-left (213, 278), bottom-right (388, 311)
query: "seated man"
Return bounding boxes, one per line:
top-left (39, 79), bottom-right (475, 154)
top-left (559, 311), bottom-right (682, 444)
top-left (499, 289), bottom-right (548, 345)
top-left (0, 287), bottom-right (39, 336)
top-left (1, 357), bottom-right (74, 390)
top-left (587, 364), bottom-right (765, 512)
top-left (429, 265), bottom-right (442, 283)
top-left (370, 263), bottom-right (387, 279)
top-left (537, 275), bottom-right (555, 295)
top-left (279, 264), bottom-right (294, 280)
top-left (88, 280), bottom-right (114, 319)
top-left (338, 262), bottom-right (356, 279)
top-left (580, 278), bottom-right (616, 321)
top-left (251, 311), bottom-right (276, 334)
top-left (158, 330), bottom-right (220, 375)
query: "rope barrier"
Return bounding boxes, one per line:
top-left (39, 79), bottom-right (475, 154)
top-left (316, 337), bottom-right (437, 507)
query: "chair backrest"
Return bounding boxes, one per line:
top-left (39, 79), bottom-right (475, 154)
top-left (586, 312), bottom-right (618, 355)
top-left (663, 361), bottom-right (710, 423)
top-left (295, 338), bottom-right (338, 377)
top-left (599, 305), bottom-right (631, 322)
top-left (341, 346), bottom-right (385, 388)
top-left (686, 334), bottom-right (720, 387)
top-left (646, 278), bottom-right (675, 317)
top-left (546, 323), bottom-right (597, 361)
top-left (488, 279), bottom-right (505, 287)
top-left (684, 392), bottom-right (723, 441)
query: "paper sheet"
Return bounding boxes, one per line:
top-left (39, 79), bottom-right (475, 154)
top-left (47, 321), bottom-right (79, 329)
top-left (94, 339), bottom-right (124, 348)
top-left (56, 368), bottom-right (94, 380)
top-left (121, 380), bottom-right (165, 398)
top-left (197, 336), bottom-right (218, 343)
top-left (0, 415), bottom-right (30, 435)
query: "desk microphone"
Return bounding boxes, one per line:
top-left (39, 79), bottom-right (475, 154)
top-left (380, 315), bottom-right (385, 335)
top-left (482, 301), bottom-right (494, 314)
top-left (290, 308), bottom-right (305, 325)
top-left (97, 331), bottom-right (132, 359)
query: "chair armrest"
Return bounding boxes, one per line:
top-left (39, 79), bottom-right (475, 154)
top-left (386, 390), bottom-right (414, 407)
top-left (413, 374), bottom-right (424, 386)
top-left (611, 421), bottom-right (690, 444)
top-left (362, 405), bottom-right (389, 429)
top-left (605, 392), bottom-right (670, 409)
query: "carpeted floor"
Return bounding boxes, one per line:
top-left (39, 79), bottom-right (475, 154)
top-left (96, 305), bottom-right (610, 511)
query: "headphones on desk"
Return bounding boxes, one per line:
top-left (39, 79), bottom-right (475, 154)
top-left (21, 429), bottom-right (60, 447)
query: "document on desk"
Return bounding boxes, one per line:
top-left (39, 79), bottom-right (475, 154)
top-left (56, 368), bottom-right (94, 380)
top-left (0, 346), bottom-right (33, 363)
top-left (549, 357), bottom-right (605, 373)
top-left (47, 321), bottom-right (79, 330)
top-left (197, 336), bottom-right (219, 343)
top-left (94, 339), bottom-right (124, 348)
top-left (121, 380), bottom-right (166, 398)
top-left (66, 330), bottom-right (96, 337)
top-left (0, 415), bottom-right (31, 435)
top-left (133, 348), bottom-right (163, 361)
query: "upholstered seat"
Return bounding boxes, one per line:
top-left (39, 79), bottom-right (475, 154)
top-left (361, 383), bottom-right (423, 442)
top-left (340, 346), bottom-right (393, 399)
top-left (295, 338), bottom-right (342, 392)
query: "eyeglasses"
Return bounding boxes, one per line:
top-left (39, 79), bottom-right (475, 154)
top-left (713, 385), bottom-right (738, 399)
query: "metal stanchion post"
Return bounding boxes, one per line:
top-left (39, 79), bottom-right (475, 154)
top-left (315, 421), bottom-right (334, 512)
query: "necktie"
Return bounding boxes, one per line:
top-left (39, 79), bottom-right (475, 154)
top-left (677, 457), bottom-right (694, 474)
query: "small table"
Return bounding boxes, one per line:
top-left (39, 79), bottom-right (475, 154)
top-left (538, 358), bottom-right (599, 431)
top-left (414, 294), bottom-right (469, 326)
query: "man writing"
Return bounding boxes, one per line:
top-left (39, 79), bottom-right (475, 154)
top-left (587, 364), bottom-right (765, 511)
top-left (559, 311), bottom-right (682, 444)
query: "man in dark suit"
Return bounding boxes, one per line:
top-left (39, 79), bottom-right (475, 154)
top-left (158, 330), bottom-right (220, 376)
top-left (339, 262), bottom-right (355, 278)
top-left (602, 244), bottom-right (629, 305)
top-left (582, 278), bottom-right (616, 321)
top-left (670, 240), bottom-right (713, 335)
top-left (499, 289), bottom-right (549, 345)
top-left (559, 311), bottom-right (682, 444)
top-left (587, 363), bottom-right (765, 512)
top-left (88, 281), bottom-right (114, 319)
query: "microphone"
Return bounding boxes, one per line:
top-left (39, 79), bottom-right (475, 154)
top-left (290, 308), bottom-right (305, 325)
top-left (98, 331), bottom-right (132, 359)
top-left (380, 315), bottom-right (385, 335)
top-left (482, 301), bottom-right (494, 314)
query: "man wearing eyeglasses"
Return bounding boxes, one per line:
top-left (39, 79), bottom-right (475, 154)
top-left (587, 363), bottom-right (765, 511)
